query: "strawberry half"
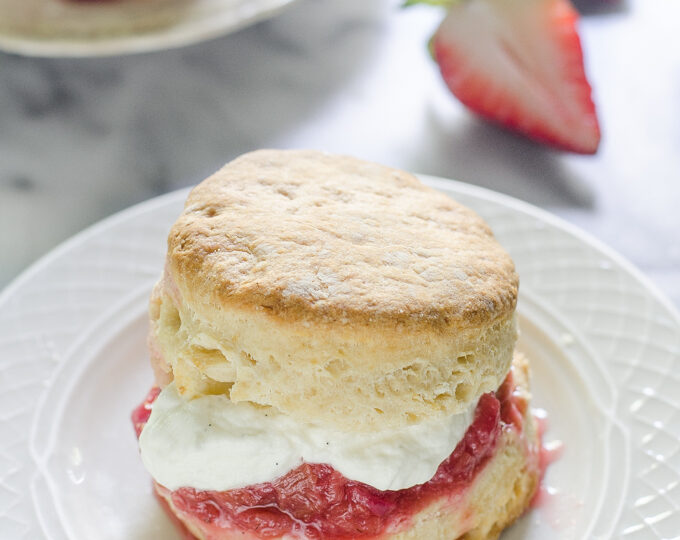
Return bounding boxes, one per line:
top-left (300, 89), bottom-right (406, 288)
top-left (429, 0), bottom-right (600, 154)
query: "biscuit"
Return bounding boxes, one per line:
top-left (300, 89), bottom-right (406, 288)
top-left (149, 149), bottom-right (519, 431)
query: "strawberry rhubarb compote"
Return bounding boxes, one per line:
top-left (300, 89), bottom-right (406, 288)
top-left (132, 367), bottom-right (539, 540)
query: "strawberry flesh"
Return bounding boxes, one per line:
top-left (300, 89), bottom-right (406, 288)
top-left (433, 0), bottom-right (600, 154)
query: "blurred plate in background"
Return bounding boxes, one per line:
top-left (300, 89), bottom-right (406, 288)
top-left (0, 0), bottom-right (298, 57)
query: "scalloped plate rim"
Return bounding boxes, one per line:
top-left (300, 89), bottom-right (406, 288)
top-left (0, 174), bottom-right (677, 539)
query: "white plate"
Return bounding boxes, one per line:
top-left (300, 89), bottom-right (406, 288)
top-left (0, 0), bottom-right (297, 57)
top-left (1, 176), bottom-right (678, 539)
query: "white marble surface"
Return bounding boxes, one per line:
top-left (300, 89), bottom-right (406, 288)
top-left (1, 0), bottom-right (678, 309)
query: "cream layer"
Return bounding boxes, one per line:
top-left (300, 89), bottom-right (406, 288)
top-left (139, 382), bottom-right (478, 492)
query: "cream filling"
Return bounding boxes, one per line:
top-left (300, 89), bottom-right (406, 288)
top-left (139, 382), bottom-right (478, 492)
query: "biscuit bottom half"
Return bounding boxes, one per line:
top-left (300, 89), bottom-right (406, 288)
top-left (132, 355), bottom-right (541, 540)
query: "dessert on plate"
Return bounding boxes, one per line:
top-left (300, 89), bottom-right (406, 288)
top-left (132, 149), bottom-right (541, 539)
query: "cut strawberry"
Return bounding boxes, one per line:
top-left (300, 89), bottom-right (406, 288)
top-left (428, 0), bottom-right (600, 154)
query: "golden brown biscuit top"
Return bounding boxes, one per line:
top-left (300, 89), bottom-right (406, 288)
top-left (167, 149), bottom-right (518, 329)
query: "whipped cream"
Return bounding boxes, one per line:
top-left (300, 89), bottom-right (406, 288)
top-left (139, 382), bottom-right (478, 492)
